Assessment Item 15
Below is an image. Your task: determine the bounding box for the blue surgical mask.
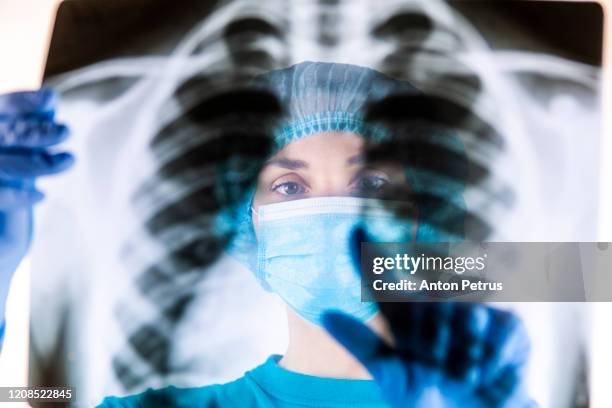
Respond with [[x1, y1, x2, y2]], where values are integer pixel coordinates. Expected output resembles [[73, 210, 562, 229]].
[[255, 196, 414, 326]]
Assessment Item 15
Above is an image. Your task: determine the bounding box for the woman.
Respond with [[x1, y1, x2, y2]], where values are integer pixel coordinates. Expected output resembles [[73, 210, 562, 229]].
[[99, 61, 532, 407]]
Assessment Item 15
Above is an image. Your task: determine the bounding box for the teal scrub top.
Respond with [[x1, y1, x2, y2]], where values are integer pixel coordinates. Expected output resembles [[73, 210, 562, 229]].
[[98, 355, 388, 407]]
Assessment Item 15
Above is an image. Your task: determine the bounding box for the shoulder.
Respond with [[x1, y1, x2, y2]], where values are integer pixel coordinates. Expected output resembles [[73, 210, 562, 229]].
[[96, 358, 275, 408], [96, 373, 264, 408], [96, 385, 222, 408]]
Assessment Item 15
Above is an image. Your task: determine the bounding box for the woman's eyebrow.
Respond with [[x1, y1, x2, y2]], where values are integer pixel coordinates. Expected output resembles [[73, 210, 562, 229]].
[[265, 158, 309, 169]]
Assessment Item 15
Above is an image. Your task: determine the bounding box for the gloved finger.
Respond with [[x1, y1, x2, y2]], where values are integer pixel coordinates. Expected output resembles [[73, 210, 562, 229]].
[[479, 309, 530, 385], [445, 303, 489, 384], [349, 227, 420, 356], [0, 119, 69, 148], [475, 363, 524, 407], [0, 88, 57, 116], [0, 149, 75, 178], [402, 302, 454, 368], [350, 228, 455, 367], [0, 185, 44, 210], [374, 302, 454, 371]]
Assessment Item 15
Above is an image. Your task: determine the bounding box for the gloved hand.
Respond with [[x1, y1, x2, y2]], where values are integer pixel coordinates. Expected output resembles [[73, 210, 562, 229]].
[[0, 88, 74, 319], [323, 231, 533, 408]]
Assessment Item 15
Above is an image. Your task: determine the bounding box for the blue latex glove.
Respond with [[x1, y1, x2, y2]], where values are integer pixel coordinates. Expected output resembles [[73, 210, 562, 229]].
[[322, 230, 534, 408], [0, 88, 74, 322]]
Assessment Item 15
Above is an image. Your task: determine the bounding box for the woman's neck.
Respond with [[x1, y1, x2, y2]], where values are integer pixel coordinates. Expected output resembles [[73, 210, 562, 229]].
[[278, 308, 388, 379]]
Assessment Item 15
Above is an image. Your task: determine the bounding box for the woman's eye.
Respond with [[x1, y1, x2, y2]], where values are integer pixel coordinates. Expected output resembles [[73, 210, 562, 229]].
[[354, 175, 389, 194], [272, 181, 306, 196]]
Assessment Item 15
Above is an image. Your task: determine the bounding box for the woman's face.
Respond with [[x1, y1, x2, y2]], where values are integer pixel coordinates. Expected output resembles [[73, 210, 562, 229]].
[[252, 131, 406, 229]]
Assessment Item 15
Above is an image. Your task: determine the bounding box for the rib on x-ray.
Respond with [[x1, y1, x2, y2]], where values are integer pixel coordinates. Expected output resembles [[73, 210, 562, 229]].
[[32, 0, 600, 406]]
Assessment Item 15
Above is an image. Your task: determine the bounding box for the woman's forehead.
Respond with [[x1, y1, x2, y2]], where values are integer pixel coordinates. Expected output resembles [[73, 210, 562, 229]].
[[272, 131, 365, 160]]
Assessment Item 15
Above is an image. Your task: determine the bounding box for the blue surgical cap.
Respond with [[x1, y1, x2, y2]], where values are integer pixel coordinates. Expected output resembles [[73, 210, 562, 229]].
[[253, 61, 418, 149]]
